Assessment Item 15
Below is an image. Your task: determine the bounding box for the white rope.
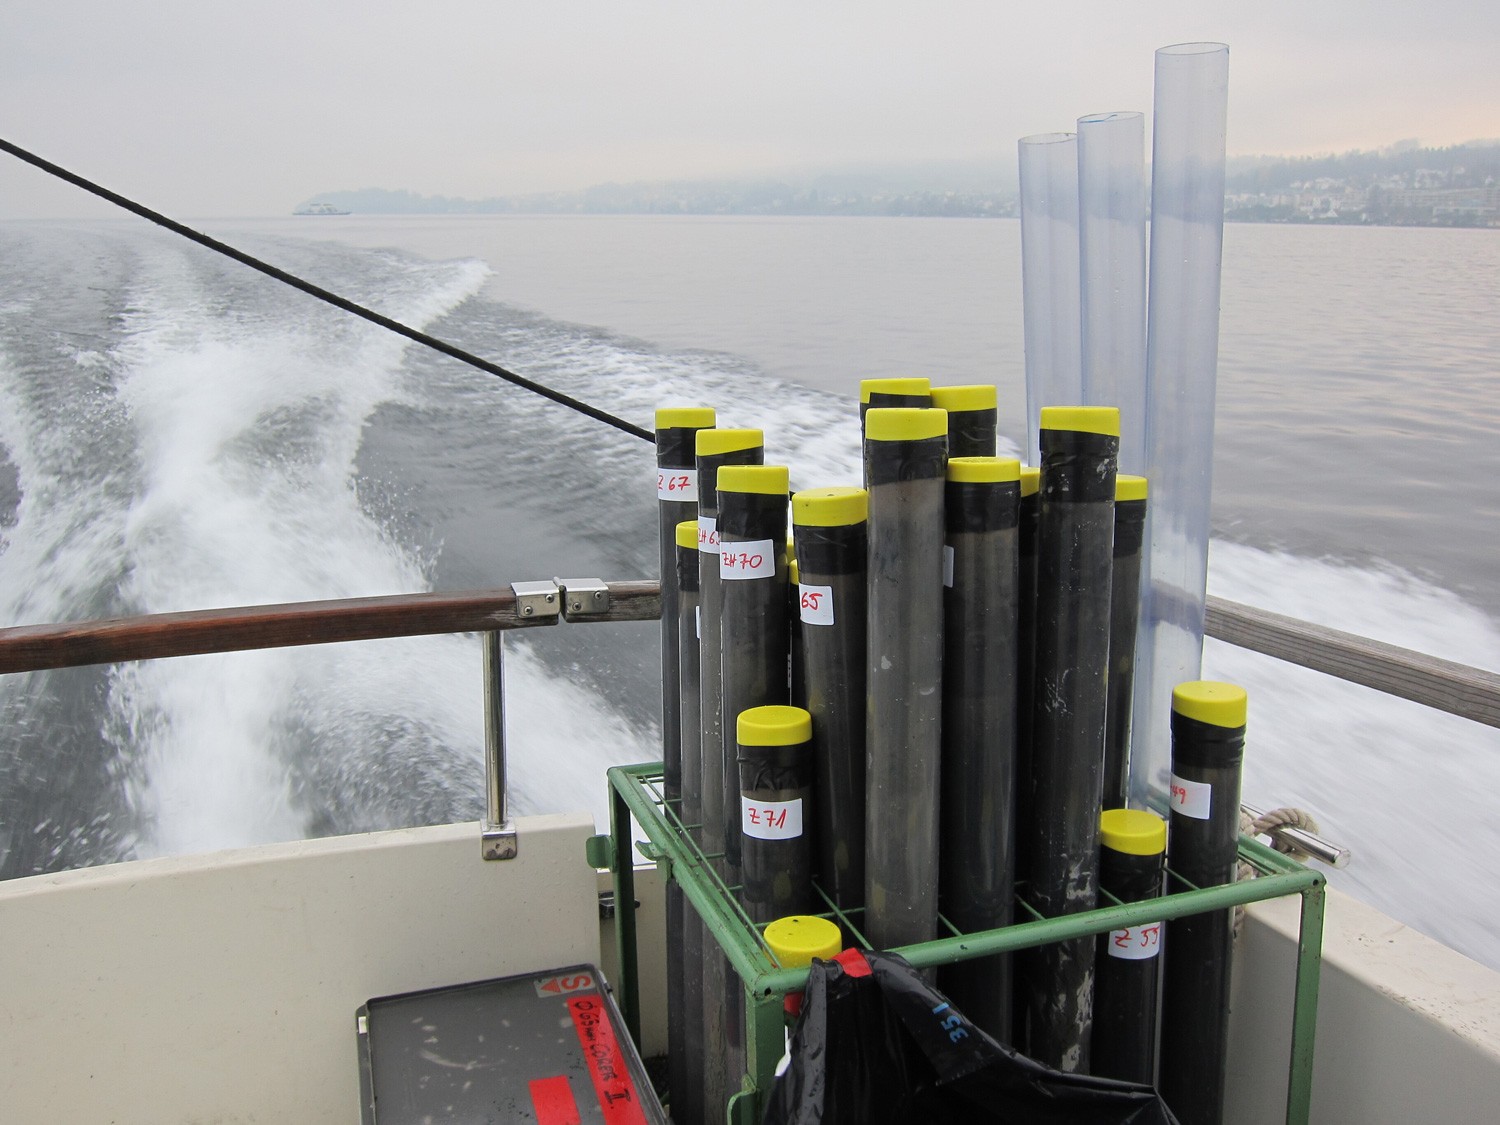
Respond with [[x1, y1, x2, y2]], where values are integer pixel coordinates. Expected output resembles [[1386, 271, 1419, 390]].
[[1234, 806, 1321, 939]]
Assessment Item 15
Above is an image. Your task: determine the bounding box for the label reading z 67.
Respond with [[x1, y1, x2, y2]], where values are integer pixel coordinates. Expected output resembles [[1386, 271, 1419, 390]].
[[655, 467, 699, 501]]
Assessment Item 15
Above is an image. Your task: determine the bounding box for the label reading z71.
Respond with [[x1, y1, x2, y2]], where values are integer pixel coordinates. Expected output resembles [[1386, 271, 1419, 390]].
[[742, 796, 804, 840]]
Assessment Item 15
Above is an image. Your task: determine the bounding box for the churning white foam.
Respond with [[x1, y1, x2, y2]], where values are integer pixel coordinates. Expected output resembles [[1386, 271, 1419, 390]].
[[1206, 541, 1500, 968]]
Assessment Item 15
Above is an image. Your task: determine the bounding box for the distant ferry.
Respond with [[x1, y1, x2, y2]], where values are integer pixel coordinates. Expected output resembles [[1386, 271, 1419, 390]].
[[293, 202, 351, 216]]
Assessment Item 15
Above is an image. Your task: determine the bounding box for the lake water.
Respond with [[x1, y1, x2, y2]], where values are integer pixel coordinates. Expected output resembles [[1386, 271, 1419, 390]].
[[0, 213, 1497, 968]]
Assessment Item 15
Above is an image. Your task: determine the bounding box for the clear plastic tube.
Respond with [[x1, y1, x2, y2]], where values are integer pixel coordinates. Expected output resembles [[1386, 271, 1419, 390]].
[[1128, 43, 1230, 812], [1077, 112, 1148, 475], [1019, 133, 1082, 465]]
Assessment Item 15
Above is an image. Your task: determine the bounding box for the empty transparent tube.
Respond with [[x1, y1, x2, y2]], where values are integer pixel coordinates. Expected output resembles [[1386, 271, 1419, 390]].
[[1129, 42, 1230, 812], [1077, 112, 1147, 475], [1019, 132, 1082, 465]]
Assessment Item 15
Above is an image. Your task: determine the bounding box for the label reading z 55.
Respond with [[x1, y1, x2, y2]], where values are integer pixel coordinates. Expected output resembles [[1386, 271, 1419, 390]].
[[1106, 922, 1163, 960]]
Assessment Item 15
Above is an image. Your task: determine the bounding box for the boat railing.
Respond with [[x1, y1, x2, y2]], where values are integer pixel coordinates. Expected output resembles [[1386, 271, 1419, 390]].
[[0, 581, 1480, 862], [0, 579, 659, 860]]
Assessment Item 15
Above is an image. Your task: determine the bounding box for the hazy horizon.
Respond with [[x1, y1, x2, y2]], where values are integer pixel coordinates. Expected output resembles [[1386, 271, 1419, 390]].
[[4, 1, 1498, 220]]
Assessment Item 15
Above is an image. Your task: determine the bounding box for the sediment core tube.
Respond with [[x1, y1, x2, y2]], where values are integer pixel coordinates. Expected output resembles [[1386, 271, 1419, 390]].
[[791, 486, 869, 912], [655, 408, 712, 1125], [1091, 808, 1166, 1086], [1025, 405, 1118, 1073], [1160, 680, 1246, 1125], [673, 520, 706, 1125], [694, 427, 762, 1121], [930, 384, 999, 459], [864, 406, 947, 952], [860, 378, 932, 485], [1103, 475, 1148, 810], [718, 463, 791, 884], [738, 705, 815, 924], [938, 455, 1021, 1042]]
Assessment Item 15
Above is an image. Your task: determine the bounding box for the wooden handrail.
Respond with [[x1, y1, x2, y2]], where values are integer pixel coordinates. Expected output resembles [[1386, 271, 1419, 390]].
[[0, 583, 1493, 733], [0, 581, 661, 673], [1206, 595, 1500, 730]]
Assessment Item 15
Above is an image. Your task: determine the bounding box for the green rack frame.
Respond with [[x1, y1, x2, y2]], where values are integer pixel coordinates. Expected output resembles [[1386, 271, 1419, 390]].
[[607, 762, 1326, 1125]]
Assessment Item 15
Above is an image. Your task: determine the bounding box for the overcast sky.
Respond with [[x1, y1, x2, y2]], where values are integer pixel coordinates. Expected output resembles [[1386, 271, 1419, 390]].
[[3, 1, 1497, 219]]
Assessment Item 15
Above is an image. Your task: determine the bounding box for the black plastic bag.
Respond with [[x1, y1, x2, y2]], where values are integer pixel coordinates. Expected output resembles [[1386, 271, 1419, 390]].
[[763, 950, 1178, 1125]]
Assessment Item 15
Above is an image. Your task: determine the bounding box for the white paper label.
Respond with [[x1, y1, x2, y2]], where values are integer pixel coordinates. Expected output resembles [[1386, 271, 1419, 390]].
[[1106, 922, 1164, 960], [943, 544, 954, 588], [697, 515, 720, 555], [741, 795, 804, 840], [799, 583, 835, 625], [1169, 773, 1213, 820], [656, 467, 699, 501], [720, 538, 776, 580]]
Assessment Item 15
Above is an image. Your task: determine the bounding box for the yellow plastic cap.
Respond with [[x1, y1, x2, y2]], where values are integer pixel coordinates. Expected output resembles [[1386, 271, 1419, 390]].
[[1039, 406, 1120, 437], [1099, 808, 1167, 856], [866, 407, 948, 443], [696, 428, 763, 457], [793, 486, 868, 527], [717, 464, 789, 496], [789, 558, 800, 584], [947, 456, 1021, 484], [655, 407, 716, 429], [1020, 466, 1040, 497], [675, 520, 699, 549], [1116, 474, 1148, 502], [737, 705, 812, 746], [764, 915, 843, 968], [1172, 681, 1248, 728], [929, 384, 997, 412], [859, 377, 930, 403]]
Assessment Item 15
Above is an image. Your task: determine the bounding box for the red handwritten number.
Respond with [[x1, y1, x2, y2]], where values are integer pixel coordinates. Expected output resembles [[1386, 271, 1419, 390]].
[[1139, 924, 1161, 948], [801, 590, 822, 610], [1113, 930, 1132, 950], [1171, 783, 1187, 806], [724, 552, 764, 572]]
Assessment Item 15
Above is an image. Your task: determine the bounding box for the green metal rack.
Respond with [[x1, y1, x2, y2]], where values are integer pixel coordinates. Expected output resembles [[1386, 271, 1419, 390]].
[[607, 762, 1326, 1125]]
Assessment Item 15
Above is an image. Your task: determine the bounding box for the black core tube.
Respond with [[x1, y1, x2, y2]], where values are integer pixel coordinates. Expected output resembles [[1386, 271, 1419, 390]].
[[860, 378, 932, 486], [938, 456, 1021, 1043], [1091, 808, 1167, 1086], [655, 408, 711, 1125], [1103, 476, 1148, 810], [1012, 464, 1041, 1050], [673, 522, 706, 1125], [864, 407, 948, 952], [1160, 681, 1248, 1125], [930, 384, 999, 458], [1025, 406, 1119, 1073], [693, 428, 762, 1123], [718, 465, 791, 884], [737, 705, 815, 924], [791, 486, 869, 912]]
